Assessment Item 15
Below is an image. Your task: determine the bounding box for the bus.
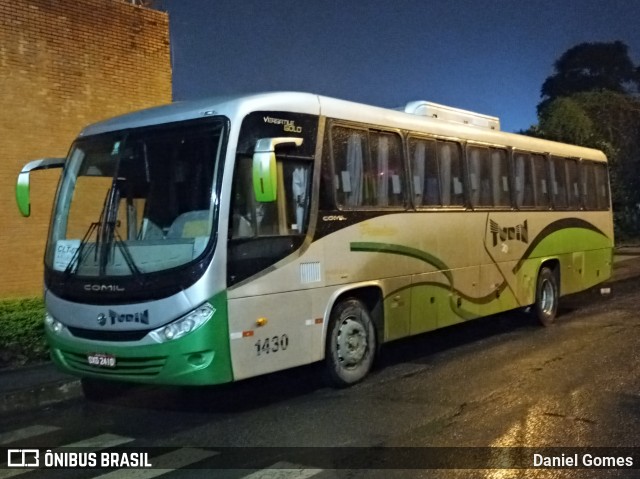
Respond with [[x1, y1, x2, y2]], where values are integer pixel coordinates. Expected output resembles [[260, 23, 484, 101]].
[[16, 92, 613, 396]]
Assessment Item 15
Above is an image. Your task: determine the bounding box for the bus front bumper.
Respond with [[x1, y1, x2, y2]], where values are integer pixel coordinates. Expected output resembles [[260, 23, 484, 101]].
[[46, 314, 234, 387]]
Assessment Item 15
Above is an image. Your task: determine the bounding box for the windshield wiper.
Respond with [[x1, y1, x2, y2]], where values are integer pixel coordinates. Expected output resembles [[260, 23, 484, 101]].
[[63, 183, 143, 280], [97, 181, 120, 276], [63, 221, 98, 277]]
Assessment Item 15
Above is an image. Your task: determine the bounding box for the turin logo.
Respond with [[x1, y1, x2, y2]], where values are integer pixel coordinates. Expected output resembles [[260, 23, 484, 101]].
[[97, 309, 149, 326], [490, 219, 528, 247]]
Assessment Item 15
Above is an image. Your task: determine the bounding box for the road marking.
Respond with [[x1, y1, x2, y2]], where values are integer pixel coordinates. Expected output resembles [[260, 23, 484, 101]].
[[0, 433, 134, 479], [92, 448, 218, 479], [240, 462, 324, 479], [0, 425, 61, 445]]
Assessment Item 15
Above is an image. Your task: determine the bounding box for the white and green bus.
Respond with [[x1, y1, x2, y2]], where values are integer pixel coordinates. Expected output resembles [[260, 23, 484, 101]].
[[16, 92, 613, 394]]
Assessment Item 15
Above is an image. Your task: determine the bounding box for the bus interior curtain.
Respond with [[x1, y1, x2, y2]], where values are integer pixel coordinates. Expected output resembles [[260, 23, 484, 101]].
[[346, 134, 363, 207], [469, 149, 480, 205], [515, 154, 525, 206], [292, 166, 308, 233], [440, 144, 452, 205], [377, 135, 389, 206], [549, 158, 558, 199], [491, 150, 502, 206], [413, 141, 426, 205]]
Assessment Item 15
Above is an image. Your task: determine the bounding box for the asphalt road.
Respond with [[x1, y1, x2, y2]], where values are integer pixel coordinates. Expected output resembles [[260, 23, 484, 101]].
[[1, 264, 639, 479]]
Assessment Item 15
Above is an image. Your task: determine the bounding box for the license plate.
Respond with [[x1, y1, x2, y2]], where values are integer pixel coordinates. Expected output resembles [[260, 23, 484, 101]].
[[87, 353, 116, 368]]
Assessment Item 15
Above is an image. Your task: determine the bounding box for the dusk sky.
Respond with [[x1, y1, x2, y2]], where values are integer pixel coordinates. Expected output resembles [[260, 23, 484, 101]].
[[156, 0, 640, 132]]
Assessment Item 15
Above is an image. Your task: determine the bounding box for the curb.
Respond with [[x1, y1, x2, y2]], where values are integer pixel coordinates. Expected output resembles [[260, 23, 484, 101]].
[[0, 378, 81, 415]]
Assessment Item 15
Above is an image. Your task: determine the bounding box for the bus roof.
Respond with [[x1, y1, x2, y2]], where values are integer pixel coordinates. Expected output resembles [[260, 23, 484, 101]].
[[78, 92, 322, 137], [79, 91, 606, 162]]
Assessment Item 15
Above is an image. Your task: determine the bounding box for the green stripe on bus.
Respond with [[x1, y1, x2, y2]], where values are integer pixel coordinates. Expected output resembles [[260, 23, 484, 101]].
[[350, 242, 453, 285]]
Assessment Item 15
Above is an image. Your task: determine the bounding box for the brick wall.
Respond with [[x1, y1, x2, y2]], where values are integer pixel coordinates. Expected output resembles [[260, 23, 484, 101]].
[[0, 0, 172, 298]]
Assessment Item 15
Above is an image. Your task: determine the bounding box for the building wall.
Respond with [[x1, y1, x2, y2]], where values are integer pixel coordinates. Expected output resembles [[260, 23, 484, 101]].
[[0, 0, 172, 298]]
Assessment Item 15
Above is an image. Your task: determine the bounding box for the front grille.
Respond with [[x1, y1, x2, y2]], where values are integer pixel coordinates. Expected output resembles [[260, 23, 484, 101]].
[[60, 350, 166, 377], [68, 327, 149, 342]]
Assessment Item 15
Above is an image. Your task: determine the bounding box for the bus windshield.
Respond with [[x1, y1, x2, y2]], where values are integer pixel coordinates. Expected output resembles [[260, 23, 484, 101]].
[[45, 118, 226, 277]]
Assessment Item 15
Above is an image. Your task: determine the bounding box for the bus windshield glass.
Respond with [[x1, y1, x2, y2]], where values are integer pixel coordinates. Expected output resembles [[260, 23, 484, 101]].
[[46, 118, 226, 277]]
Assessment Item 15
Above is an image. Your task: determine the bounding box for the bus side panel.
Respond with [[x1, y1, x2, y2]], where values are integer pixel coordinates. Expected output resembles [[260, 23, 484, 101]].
[[485, 211, 613, 305], [409, 271, 445, 335], [511, 228, 613, 302], [479, 262, 521, 315], [381, 276, 412, 340], [582, 247, 613, 290], [228, 290, 322, 381]]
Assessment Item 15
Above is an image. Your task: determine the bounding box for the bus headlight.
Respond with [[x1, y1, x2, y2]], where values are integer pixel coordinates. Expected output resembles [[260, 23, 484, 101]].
[[149, 303, 214, 343], [45, 312, 64, 335]]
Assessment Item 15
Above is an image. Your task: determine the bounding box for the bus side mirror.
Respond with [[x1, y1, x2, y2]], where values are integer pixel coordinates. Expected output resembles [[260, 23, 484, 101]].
[[252, 137, 303, 202], [16, 157, 65, 217]]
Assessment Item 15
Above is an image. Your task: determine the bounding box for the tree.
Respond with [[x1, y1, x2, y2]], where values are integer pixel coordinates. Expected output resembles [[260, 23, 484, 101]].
[[537, 96, 596, 145], [538, 41, 639, 114], [534, 91, 640, 237], [529, 41, 640, 238]]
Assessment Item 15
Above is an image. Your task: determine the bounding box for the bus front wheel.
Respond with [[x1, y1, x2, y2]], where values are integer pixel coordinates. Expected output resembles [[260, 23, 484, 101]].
[[325, 298, 376, 387], [532, 266, 559, 326]]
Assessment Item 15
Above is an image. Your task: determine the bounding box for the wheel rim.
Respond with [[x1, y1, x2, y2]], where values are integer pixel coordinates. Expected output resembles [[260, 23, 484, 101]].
[[540, 279, 556, 316], [336, 317, 367, 368]]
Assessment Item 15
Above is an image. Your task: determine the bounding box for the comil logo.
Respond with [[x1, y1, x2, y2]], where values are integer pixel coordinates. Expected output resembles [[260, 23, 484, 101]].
[[489, 219, 529, 247], [8, 449, 39, 468]]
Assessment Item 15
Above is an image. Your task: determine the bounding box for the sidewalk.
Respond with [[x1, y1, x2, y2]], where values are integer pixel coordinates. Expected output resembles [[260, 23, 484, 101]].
[[2, 250, 640, 415], [0, 362, 81, 415]]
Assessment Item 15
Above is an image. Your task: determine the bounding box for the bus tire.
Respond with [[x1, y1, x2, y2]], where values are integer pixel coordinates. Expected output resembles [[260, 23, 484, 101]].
[[532, 266, 559, 326], [325, 298, 376, 387]]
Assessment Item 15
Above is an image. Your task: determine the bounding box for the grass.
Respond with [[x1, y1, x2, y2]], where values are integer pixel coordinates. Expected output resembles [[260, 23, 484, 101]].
[[0, 297, 49, 368]]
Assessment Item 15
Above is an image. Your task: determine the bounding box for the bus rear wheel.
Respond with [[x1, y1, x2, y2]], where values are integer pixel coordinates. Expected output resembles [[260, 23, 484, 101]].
[[532, 266, 559, 326], [325, 298, 376, 387]]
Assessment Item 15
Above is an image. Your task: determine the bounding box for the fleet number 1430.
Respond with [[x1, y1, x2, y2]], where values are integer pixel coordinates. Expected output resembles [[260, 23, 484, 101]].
[[255, 334, 289, 356]]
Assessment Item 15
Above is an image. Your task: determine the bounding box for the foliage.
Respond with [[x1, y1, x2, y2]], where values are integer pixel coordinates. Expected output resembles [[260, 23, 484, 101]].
[[0, 298, 48, 367], [537, 91, 640, 237], [537, 96, 597, 145], [527, 41, 640, 240], [538, 41, 640, 113]]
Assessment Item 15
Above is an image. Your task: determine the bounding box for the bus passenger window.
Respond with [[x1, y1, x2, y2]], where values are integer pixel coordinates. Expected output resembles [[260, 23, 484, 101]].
[[514, 153, 535, 208], [491, 149, 510, 207], [332, 126, 404, 209], [550, 156, 568, 208], [582, 162, 598, 210], [566, 159, 581, 209], [595, 163, 610, 209], [409, 138, 439, 206], [467, 146, 491, 207], [439, 142, 464, 206], [369, 131, 404, 207], [332, 127, 366, 208], [532, 154, 550, 208]]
